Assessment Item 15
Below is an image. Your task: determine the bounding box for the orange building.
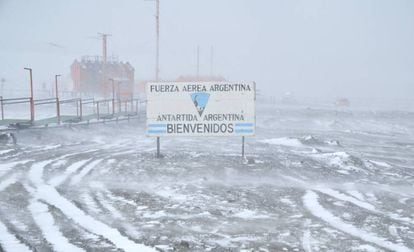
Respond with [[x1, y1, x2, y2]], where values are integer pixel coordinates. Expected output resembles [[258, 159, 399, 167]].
[[71, 56, 135, 98]]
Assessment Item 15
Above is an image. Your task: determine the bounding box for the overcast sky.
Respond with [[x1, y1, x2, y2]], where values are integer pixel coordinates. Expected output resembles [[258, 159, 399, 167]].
[[0, 0, 413, 99]]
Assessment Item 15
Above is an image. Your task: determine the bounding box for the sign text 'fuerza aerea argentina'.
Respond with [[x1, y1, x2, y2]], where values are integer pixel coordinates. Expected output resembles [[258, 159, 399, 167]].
[[146, 82, 256, 136]]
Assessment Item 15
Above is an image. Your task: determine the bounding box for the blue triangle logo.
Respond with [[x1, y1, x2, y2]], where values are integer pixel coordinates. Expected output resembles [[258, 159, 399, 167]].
[[191, 92, 210, 116]]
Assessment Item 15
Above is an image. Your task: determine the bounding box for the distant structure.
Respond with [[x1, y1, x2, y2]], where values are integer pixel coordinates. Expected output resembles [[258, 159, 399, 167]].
[[70, 56, 134, 98], [175, 75, 226, 82], [335, 98, 351, 107]]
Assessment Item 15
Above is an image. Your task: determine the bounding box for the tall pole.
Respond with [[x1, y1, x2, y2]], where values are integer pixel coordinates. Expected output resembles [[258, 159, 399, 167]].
[[196, 45, 200, 79], [242, 136, 245, 160], [109, 78, 115, 114], [24, 68, 34, 123], [210, 46, 214, 76], [0, 78, 5, 95], [146, 0, 161, 157], [55, 74, 61, 124], [155, 0, 160, 82], [155, 0, 161, 158]]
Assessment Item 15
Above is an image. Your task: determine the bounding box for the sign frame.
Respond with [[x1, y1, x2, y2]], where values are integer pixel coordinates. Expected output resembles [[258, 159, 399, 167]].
[[146, 81, 256, 137]]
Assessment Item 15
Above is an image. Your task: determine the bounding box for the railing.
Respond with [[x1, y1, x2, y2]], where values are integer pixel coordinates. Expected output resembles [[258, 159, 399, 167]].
[[0, 95, 141, 128]]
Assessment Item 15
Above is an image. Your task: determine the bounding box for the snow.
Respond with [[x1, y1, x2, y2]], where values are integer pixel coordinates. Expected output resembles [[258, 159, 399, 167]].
[[0, 174, 17, 191], [303, 190, 411, 252], [28, 160, 156, 252], [259, 137, 304, 147], [314, 187, 377, 212], [369, 160, 392, 168], [301, 219, 312, 252], [49, 159, 91, 186], [69, 159, 102, 185], [310, 152, 365, 173], [0, 220, 31, 252], [1, 101, 413, 250], [28, 200, 84, 252], [0, 149, 14, 155], [0, 160, 32, 177], [302, 229, 312, 252], [233, 209, 269, 219]]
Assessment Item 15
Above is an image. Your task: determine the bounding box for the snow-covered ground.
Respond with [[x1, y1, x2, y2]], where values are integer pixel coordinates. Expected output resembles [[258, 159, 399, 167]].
[[0, 100, 413, 251]]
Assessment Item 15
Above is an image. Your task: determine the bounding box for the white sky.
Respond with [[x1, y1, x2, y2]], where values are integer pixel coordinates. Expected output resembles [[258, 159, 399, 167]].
[[0, 0, 413, 99]]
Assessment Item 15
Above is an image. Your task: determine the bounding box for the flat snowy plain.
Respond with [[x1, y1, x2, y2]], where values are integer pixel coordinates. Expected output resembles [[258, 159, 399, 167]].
[[0, 100, 413, 251]]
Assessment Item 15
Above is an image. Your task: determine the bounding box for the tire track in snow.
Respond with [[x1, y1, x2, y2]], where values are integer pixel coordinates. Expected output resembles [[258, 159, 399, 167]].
[[48, 159, 91, 186], [314, 187, 377, 212], [96, 191, 125, 220], [303, 190, 411, 252], [0, 160, 32, 178], [69, 159, 102, 185], [0, 168, 32, 252], [28, 200, 84, 252], [0, 220, 32, 252], [282, 176, 414, 226], [28, 160, 156, 252], [315, 187, 414, 226], [302, 219, 312, 252], [80, 192, 102, 215]]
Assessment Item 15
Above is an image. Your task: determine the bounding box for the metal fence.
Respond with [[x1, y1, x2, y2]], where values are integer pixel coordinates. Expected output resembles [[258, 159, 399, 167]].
[[0, 95, 141, 128]]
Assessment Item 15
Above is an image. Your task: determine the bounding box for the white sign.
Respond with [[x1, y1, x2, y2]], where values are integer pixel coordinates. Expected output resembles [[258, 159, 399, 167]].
[[146, 82, 255, 136]]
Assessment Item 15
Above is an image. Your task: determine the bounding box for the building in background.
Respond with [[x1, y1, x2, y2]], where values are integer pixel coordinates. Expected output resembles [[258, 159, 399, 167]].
[[71, 56, 135, 98]]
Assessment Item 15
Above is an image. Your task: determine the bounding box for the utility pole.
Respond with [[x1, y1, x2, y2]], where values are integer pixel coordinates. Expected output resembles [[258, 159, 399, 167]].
[[156, 0, 161, 158], [24, 68, 34, 123], [0, 78, 5, 95], [155, 0, 160, 82], [196, 45, 200, 79], [0, 78, 4, 120], [55, 74, 61, 124], [147, 0, 161, 157], [146, 0, 160, 80]]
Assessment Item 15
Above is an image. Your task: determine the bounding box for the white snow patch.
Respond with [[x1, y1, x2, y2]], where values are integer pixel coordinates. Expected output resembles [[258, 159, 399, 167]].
[[303, 190, 411, 252], [302, 229, 312, 252], [302, 219, 312, 252], [369, 160, 392, 168], [259, 137, 304, 148], [0, 160, 32, 177], [233, 209, 269, 219], [0, 149, 14, 155], [0, 174, 17, 191], [310, 152, 365, 173], [346, 190, 366, 201]]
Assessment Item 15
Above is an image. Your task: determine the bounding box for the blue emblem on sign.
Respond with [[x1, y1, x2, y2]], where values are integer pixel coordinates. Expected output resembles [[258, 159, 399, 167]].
[[191, 92, 210, 116]]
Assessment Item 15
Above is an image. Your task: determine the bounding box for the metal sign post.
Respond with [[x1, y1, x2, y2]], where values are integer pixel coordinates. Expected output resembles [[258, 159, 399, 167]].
[[55, 74, 61, 124], [242, 136, 245, 160], [156, 137, 160, 158], [24, 68, 34, 124]]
